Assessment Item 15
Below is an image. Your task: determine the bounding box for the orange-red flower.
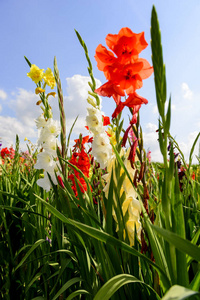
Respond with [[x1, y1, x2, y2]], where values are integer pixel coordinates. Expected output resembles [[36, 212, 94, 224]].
[[69, 149, 90, 178], [94, 27, 153, 127], [1, 147, 15, 159], [95, 44, 117, 71], [105, 28, 148, 63], [112, 92, 147, 124], [123, 92, 148, 106], [102, 115, 110, 126], [73, 135, 90, 151], [68, 143, 92, 197], [95, 81, 125, 105]]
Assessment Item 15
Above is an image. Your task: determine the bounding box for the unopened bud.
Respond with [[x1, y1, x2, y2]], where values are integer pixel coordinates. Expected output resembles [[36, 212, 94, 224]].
[[87, 96, 96, 107]]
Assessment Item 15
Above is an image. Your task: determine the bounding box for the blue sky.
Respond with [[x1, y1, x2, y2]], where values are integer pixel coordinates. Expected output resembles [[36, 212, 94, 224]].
[[0, 0, 200, 162]]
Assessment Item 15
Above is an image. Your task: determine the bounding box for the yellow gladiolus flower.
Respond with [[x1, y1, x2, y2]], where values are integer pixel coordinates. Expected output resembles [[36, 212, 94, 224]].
[[35, 87, 45, 94], [43, 68, 56, 89], [47, 92, 56, 98], [27, 64, 44, 84]]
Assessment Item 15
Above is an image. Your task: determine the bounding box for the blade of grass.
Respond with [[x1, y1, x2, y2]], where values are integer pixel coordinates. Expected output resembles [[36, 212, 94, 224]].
[[52, 277, 82, 300], [161, 284, 199, 300], [34, 193, 171, 289], [152, 225, 200, 262], [93, 274, 160, 300]]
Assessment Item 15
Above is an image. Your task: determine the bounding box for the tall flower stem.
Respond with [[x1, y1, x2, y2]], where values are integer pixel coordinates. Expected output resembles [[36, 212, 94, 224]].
[[151, 5, 189, 287], [75, 30, 101, 108], [54, 57, 66, 176]]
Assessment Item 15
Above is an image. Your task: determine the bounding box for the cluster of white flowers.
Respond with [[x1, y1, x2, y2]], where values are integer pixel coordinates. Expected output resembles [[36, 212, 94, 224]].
[[34, 114, 61, 192], [86, 106, 113, 169]]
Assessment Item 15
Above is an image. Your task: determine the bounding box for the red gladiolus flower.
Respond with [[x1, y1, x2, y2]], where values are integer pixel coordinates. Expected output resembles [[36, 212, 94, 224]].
[[73, 135, 90, 151], [94, 27, 153, 131], [128, 138, 138, 168], [191, 172, 195, 180], [105, 28, 148, 63], [112, 101, 125, 119], [95, 81, 125, 105], [9, 147, 15, 159], [68, 146, 92, 197], [57, 175, 65, 189], [122, 125, 132, 147], [102, 115, 111, 126], [1, 147, 15, 159], [95, 44, 117, 71], [124, 92, 148, 106], [1, 147, 10, 159]]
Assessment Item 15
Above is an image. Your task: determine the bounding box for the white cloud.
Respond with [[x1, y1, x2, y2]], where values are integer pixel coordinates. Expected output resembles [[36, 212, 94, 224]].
[[0, 75, 102, 150], [51, 74, 102, 138], [143, 122, 162, 162], [1, 76, 198, 165], [181, 82, 193, 100], [11, 88, 39, 128], [0, 89, 7, 100], [142, 122, 199, 164], [177, 131, 199, 164], [0, 116, 37, 149], [152, 100, 175, 116]]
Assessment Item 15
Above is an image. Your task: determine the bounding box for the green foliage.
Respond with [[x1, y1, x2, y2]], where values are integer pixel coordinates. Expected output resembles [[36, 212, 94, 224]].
[[0, 4, 199, 300]]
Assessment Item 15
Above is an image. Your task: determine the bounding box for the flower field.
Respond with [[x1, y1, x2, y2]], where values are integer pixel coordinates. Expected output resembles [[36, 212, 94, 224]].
[[0, 6, 200, 300]]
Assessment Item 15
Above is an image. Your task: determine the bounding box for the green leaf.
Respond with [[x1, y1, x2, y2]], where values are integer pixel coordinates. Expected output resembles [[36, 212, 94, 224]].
[[151, 5, 166, 118], [75, 29, 100, 107], [26, 272, 43, 293], [35, 193, 171, 288], [158, 121, 165, 157], [187, 227, 200, 265], [24, 56, 32, 67], [140, 199, 171, 289], [152, 225, 200, 261], [168, 140, 174, 181], [161, 285, 199, 300], [13, 239, 46, 273], [65, 290, 90, 300], [173, 167, 189, 287], [66, 115, 79, 155], [189, 269, 200, 292], [93, 274, 160, 300], [165, 96, 171, 134], [105, 170, 114, 235], [189, 132, 200, 168], [52, 278, 82, 300]]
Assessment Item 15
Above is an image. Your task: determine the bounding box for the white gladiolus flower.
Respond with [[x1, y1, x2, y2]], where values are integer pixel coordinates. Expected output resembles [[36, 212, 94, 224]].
[[86, 107, 103, 135], [37, 173, 52, 192], [35, 114, 46, 129], [36, 170, 58, 192], [92, 131, 111, 148], [34, 151, 55, 171], [37, 119, 60, 147], [92, 132, 113, 168], [93, 149, 111, 169], [44, 118, 61, 136], [34, 113, 61, 192], [42, 138, 57, 156]]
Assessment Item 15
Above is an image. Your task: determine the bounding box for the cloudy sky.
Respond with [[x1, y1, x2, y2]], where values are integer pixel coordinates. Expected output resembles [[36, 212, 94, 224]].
[[0, 0, 200, 163]]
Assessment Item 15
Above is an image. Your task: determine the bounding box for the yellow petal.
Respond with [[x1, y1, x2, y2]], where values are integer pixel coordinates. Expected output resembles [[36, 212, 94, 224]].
[[35, 87, 45, 94], [47, 92, 56, 98]]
